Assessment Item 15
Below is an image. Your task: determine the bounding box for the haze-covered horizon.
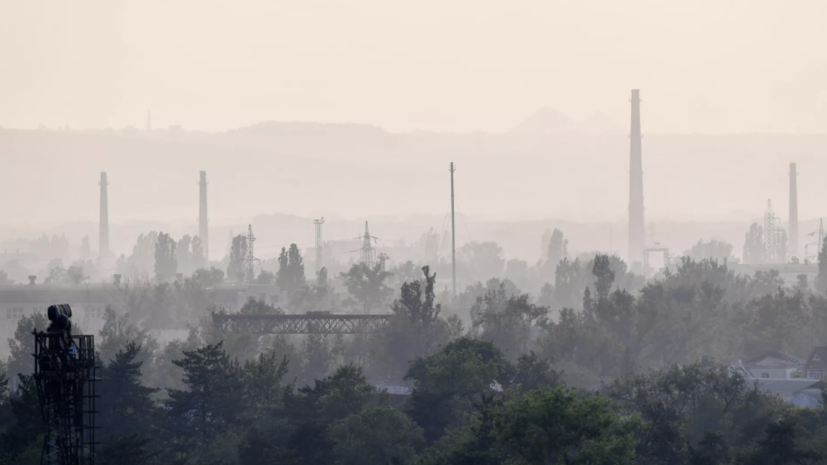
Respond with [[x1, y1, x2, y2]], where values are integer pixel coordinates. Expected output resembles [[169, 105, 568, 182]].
[[2, 0, 827, 134]]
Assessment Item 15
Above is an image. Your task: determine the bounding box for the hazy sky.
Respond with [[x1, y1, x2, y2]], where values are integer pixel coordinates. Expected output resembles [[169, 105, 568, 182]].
[[2, 0, 826, 134]]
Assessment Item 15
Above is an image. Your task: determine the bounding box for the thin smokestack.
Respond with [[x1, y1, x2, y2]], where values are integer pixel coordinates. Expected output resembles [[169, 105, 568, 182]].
[[99, 172, 109, 259], [199, 171, 209, 260], [628, 89, 645, 264], [789, 162, 798, 260]]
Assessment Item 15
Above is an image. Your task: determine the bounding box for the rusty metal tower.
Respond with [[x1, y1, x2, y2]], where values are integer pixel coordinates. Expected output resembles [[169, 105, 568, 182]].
[[628, 89, 645, 265]]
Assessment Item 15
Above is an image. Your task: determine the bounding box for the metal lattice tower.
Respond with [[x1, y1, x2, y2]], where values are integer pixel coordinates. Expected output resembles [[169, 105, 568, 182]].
[[33, 304, 98, 465], [763, 199, 783, 263], [314, 218, 325, 271], [805, 218, 824, 261], [245, 224, 256, 284], [199, 171, 209, 261], [357, 221, 377, 268]]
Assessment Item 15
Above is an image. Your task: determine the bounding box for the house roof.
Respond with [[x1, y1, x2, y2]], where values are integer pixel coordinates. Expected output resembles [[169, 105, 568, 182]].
[[805, 346, 827, 370], [745, 351, 805, 368], [752, 379, 827, 397], [728, 361, 754, 378]]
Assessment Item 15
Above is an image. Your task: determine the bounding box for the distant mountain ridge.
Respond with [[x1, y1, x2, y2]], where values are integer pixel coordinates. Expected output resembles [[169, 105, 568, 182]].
[[507, 107, 624, 137]]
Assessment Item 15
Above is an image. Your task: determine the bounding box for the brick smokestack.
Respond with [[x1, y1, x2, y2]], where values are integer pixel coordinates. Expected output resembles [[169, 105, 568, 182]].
[[199, 171, 209, 260], [99, 172, 109, 260], [789, 162, 798, 260], [628, 89, 645, 264]]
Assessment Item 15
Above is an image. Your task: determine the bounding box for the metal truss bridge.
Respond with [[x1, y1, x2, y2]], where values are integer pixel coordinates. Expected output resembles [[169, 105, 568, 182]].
[[212, 312, 393, 335]]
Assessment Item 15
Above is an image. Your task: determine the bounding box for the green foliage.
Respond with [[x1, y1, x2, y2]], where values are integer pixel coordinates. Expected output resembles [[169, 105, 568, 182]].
[[744, 222, 765, 265], [9, 246, 827, 465], [0, 375, 43, 462], [255, 269, 275, 285], [154, 232, 178, 282], [369, 267, 462, 380], [329, 406, 425, 465], [291, 267, 337, 312], [242, 351, 290, 415], [471, 285, 548, 359], [540, 228, 568, 280], [276, 365, 382, 465], [511, 351, 562, 392], [277, 244, 306, 293], [228, 234, 247, 282], [606, 363, 785, 464], [166, 342, 244, 441], [7, 313, 48, 379], [99, 342, 160, 440], [98, 434, 160, 465], [388, 260, 421, 289], [193, 267, 225, 288], [686, 239, 734, 263], [404, 338, 514, 442], [458, 241, 505, 281], [341, 262, 393, 313], [550, 255, 644, 311], [498, 388, 639, 465], [191, 235, 206, 270], [98, 306, 158, 365]]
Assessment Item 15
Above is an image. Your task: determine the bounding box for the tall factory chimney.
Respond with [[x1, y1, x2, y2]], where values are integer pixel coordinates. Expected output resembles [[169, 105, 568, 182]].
[[199, 171, 209, 260], [789, 162, 799, 260], [628, 89, 645, 265], [99, 172, 109, 260]]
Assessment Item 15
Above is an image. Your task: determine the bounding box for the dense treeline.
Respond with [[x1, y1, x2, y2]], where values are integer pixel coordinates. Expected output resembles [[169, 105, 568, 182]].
[[2, 256, 827, 464]]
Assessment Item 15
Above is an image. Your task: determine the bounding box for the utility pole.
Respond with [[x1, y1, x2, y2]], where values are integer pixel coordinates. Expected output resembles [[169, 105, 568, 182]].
[[450, 162, 456, 295], [314, 217, 325, 271]]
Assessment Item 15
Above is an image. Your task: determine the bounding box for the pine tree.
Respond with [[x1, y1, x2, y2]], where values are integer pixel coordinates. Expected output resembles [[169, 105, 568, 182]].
[[98, 434, 160, 465], [166, 342, 244, 440], [98, 342, 159, 440]]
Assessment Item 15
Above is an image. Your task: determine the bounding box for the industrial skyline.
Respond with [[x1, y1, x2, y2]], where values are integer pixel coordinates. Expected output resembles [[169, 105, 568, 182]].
[[67, 90, 814, 270]]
